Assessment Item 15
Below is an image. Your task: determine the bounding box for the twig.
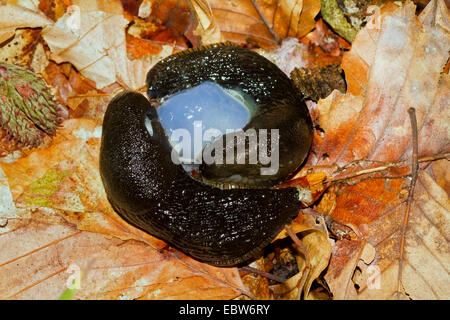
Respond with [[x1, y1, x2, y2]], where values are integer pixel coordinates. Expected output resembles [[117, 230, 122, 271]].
[[326, 152, 448, 184], [333, 174, 411, 186], [67, 93, 114, 99], [334, 158, 390, 174], [285, 225, 311, 300], [397, 108, 420, 299], [239, 265, 285, 283]]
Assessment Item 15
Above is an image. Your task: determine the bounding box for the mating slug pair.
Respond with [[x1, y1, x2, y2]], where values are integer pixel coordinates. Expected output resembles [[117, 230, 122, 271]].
[[99, 43, 313, 266]]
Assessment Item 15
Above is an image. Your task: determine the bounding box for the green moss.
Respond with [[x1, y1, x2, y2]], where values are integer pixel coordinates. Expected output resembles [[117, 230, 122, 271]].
[[321, 0, 357, 42], [23, 167, 70, 207]]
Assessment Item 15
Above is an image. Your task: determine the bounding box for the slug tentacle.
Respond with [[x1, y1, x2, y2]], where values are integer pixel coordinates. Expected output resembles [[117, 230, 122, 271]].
[[100, 91, 302, 266]]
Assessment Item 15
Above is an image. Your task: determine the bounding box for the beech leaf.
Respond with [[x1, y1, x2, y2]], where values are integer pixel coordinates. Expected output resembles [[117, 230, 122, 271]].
[[0, 217, 246, 299], [0, 119, 248, 300], [206, 0, 320, 47], [311, 0, 450, 300]]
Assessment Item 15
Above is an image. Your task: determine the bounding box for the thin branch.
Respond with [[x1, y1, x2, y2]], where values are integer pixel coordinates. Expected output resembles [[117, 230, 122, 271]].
[[326, 152, 448, 184], [67, 93, 114, 99], [332, 174, 411, 186], [334, 158, 390, 174], [397, 108, 420, 299]]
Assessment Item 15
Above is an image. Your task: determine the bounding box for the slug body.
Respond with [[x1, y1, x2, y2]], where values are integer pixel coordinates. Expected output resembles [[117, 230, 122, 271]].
[[146, 44, 313, 187], [100, 92, 302, 266], [100, 44, 314, 266]]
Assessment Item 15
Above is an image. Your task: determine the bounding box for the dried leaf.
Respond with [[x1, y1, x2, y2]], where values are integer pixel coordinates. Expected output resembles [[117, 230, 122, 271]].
[[311, 0, 450, 300], [320, 0, 357, 42], [108, 39, 174, 91], [0, 119, 248, 299], [71, 0, 124, 15], [42, 4, 174, 90], [240, 257, 271, 299], [188, 0, 223, 44], [254, 38, 309, 75], [0, 217, 246, 299], [0, 29, 44, 67], [147, 0, 192, 47], [310, 1, 449, 168], [37, 0, 68, 21], [42, 10, 128, 89], [0, 1, 53, 43], [1, 0, 448, 301], [335, 166, 450, 299], [207, 0, 320, 48], [272, 214, 332, 299], [324, 239, 365, 299], [291, 64, 346, 101]]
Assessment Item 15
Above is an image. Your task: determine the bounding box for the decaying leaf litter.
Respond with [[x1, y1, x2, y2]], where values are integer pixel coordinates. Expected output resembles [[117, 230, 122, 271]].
[[0, 0, 448, 300]]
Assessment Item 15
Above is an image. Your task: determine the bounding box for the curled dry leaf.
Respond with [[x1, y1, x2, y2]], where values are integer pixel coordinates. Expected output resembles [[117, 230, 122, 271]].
[[272, 214, 332, 299], [41, 10, 128, 89], [1, 0, 448, 301], [206, 0, 321, 48], [0, 28, 44, 68], [42, 3, 174, 90], [324, 239, 366, 299], [308, 0, 450, 299], [0, 119, 248, 300], [188, 0, 223, 44], [0, 1, 53, 43]]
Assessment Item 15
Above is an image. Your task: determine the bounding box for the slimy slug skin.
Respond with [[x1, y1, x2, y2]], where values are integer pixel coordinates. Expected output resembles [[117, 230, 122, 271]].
[[100, 44, 313, 266], [100, 91, 301, 266]]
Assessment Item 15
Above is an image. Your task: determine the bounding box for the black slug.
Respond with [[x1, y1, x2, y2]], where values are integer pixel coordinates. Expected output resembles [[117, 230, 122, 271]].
[[100, 91, 302, 266], [146, 43, 313, 188], [100, 44, 313, 266]]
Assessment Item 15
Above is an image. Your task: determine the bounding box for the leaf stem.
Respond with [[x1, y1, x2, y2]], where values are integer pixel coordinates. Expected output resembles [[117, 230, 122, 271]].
[[396, 107, 419, 299]]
